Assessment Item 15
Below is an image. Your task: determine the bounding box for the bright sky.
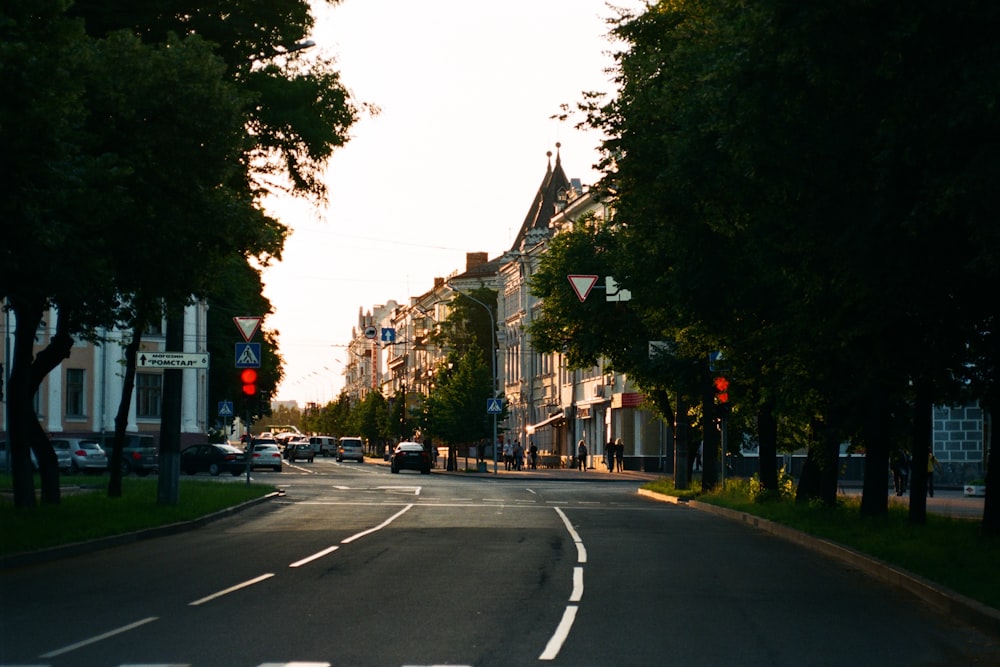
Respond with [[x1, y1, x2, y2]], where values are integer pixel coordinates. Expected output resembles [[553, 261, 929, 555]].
[[264, 0, 644, 404]]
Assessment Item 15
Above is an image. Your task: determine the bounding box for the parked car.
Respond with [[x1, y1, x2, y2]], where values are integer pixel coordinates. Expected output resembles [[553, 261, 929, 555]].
[[0, 441, 39, 471], [337, 437, 365, 463], [181, 444, 246, 476], [246, 440, 283, 472], [63, 438, 109, 473], [311, 436, 337, 457], [96, 434, 159, 477], [48, 439, 76, 473], [390, 441, 431, 474], [286, 440, 315, 463]]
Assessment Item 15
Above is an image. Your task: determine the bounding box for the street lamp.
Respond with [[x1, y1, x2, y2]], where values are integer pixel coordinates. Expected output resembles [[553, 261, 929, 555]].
[[446, 282, 498, 474]]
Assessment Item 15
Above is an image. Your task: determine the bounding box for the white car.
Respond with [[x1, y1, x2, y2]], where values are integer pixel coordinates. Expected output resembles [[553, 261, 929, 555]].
[[246, 441, 283, 472]]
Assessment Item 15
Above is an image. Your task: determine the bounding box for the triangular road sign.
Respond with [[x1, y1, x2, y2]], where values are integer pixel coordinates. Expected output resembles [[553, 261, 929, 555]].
[[567, 274, 599, 302], [233, 316, 262, 342]]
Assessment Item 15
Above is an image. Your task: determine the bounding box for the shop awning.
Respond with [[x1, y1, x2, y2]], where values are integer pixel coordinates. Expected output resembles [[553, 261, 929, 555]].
[[527, 413, 565, 431]]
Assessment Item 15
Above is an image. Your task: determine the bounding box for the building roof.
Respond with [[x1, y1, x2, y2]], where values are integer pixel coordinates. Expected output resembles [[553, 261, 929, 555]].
[[510, 144, 574, 252]]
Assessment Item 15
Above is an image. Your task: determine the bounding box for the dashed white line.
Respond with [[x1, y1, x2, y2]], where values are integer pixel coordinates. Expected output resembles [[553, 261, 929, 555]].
[[188, 573, 275, 606], [40, 616, 159, 658], [539, 605, 578, 661], [290, 545, 340, 568], [341, 504, 413, 544]]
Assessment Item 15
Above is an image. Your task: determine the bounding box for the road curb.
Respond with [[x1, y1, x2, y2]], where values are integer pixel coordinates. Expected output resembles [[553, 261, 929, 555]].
[[639, 488, 1000, 639], [0, 491, 281, 571]]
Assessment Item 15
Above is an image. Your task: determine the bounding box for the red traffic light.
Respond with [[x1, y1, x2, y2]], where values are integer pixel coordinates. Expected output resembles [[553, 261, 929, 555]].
[[240, 368, 258, 396], [713, 376, 729, 404]]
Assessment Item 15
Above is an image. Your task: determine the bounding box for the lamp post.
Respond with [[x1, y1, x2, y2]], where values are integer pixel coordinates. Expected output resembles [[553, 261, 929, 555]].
[[446, 282, 498, 474]]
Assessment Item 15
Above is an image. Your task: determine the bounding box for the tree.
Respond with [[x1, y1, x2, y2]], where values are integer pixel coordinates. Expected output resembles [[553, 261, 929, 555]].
[[422, 349, 492, 453], [1, 0, 358, 506]]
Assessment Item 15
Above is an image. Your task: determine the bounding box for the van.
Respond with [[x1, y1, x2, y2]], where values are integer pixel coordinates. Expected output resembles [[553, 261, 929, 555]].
[[310, 436, 337, 457], [337, 437, 365, 463]]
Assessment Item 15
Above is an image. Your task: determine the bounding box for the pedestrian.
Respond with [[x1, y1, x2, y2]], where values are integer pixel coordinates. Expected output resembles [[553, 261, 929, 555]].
[[577, 439, 588, 470], [927, 449, 940, 498], [503, 440, 513, 470], [514, 441, 524, 471], [529, 440, 538, 470], [890, 448, 909, 496], [605, 438, 615, 472], [615, 437, 625, 472]]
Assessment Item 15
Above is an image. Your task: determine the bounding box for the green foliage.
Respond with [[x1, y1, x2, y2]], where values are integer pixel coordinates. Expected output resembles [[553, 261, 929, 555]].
[[747, 468, 796, 503], [421, 349, 493, 446]]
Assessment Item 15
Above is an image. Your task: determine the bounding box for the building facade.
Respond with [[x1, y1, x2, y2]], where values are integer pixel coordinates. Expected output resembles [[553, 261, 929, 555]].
[[1, 302, 209, 449]]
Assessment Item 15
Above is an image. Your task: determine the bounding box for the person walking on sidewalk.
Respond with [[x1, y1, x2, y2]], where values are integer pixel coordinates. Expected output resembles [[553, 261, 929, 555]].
[[528, 440, 538, 470], [577, 439, 588, 470], [503, 440, 513, 470], [927, 449, 940, 498], [605, 438, 615, 472], [514, 440, 524, 471], [615, 437, 625, 472]]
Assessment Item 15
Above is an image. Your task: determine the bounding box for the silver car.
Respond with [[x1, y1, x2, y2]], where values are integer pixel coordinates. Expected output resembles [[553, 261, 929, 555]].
[[337, 437, 364, 463], [62, 438, 109, 473], [48, 439, 75, 473]]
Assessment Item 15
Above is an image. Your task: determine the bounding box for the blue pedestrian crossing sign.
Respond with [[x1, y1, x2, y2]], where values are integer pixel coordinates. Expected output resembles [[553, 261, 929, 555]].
[[218, 401, 234, 417], [486, 398, 503, 414], [235, 342, 261, 368]]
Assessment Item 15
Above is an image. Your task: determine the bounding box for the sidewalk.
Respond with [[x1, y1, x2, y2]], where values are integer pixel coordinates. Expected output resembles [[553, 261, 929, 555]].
[[373, 455, 662, 483]]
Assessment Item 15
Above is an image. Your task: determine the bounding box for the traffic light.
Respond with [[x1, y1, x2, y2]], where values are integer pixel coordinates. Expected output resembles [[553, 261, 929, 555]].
[[713, 376, 729, 405], [240, 368, 258, 397]]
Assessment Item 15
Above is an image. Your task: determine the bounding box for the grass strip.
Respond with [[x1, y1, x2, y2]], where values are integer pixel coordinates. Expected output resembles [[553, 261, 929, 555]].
[[0, 475, 274, 557]]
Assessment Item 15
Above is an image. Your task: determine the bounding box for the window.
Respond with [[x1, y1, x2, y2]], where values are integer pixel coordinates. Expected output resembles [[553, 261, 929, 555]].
[[136, 372, 162, 418], [66, 368, 85, 417]]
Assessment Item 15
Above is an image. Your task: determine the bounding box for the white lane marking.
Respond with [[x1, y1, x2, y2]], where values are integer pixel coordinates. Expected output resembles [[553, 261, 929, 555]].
[[570, 566, 584, 602], [40, 616, 158, 658], [554, 507, 585, 561], [539, 605, 578, 661], [378, 486, 422, 495], [290, 545, 340, 568], [188, 573, 275, 606], [341, 504, 413, 544]]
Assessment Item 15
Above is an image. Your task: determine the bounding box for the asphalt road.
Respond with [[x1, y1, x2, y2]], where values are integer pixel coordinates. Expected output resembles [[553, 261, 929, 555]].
[[1, 458, 997, 666]]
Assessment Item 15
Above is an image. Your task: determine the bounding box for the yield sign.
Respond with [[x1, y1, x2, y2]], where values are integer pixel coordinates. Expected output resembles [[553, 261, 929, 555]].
[[567, 274, 599, 302], [233, 316, 262, 342]]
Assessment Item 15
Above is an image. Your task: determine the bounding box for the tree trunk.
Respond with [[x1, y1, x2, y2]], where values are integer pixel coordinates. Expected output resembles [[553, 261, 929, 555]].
[[860, 394, 890, 517], [7, 299, 75, 506], [907, 381, 932, 526], [757, 400, 779, 491], [108, 321, 143, 498], [982, 403, 998, 535], [157, 305, 183, 506], [701, 380, 719, 491]]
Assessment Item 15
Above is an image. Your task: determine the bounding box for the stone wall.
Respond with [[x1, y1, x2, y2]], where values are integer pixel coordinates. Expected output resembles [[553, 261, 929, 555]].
[[933, 404, 986, 485]]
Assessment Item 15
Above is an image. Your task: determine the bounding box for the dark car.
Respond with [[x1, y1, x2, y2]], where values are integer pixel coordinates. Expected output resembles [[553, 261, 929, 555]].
[[181, 444, 246, 476], [286, 440, 314, 463], [390, 441, 431, 474], [97, 434, 159, 476]]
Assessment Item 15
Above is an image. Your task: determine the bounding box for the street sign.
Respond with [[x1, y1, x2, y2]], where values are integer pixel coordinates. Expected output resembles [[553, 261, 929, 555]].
[[136, 351, 209, 369], [218, 400, 234, 417], [381, 327, 396, 343], [233, 316, 262, 342], [606, 276, 632, 302], [567, 274, 599, 302], [234, 342, 262, 368], [486, 398, 503, 414], [364, 325, 378, 339]]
